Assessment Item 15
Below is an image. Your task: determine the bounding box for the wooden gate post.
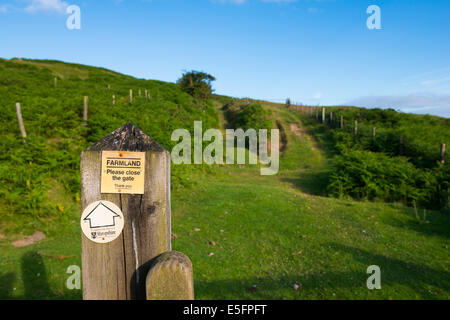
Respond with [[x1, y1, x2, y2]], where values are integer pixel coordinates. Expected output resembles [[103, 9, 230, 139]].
[[146, 251, 194, 300], [80, 122, 193, 300]]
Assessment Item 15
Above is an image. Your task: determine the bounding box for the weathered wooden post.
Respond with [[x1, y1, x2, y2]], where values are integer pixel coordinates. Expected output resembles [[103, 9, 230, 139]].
[[15, 103, 27, 143], [372, 127, 376, 139], [146, 251, 194, 300], [83, 96, 88, 127], [129, 89, 133, 104], [112, 94, 116, 106], [80, 122, 193, 300], [441, 144, 446, 164], [322, 108, 325, 123], [354, 120, 358, 137]]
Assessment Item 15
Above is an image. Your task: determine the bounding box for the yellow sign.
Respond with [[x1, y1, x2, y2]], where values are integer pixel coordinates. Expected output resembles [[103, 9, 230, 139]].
[[101, 151, 146, 194]]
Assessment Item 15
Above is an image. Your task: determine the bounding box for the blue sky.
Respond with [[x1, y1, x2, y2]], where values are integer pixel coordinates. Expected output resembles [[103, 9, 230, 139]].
[[1, 0, 449, 117]]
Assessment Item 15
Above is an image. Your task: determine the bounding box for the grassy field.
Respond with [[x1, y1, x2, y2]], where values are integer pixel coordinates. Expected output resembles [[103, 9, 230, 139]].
[[0, 59, 449, 300]]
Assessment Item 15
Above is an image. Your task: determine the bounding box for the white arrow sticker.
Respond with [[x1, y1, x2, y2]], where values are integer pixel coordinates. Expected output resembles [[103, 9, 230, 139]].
[[81, 200, 124, 244]]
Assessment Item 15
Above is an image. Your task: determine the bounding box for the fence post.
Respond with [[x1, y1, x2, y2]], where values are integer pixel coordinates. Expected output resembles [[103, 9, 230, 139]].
[[80, 122, 193, 300], [441, 143, 446, 164], [83, 96, 88, 127], [330, 111, 333, 126], [354, 120, 358, 137], [130, 89, 133, 104], [322, 108, 325, 123], [372, 127, 376, 139], [15, 103, 27, 143], [340, 115, 344, 129], [146, 251, 194, 300], [112, 95, 116, 106]]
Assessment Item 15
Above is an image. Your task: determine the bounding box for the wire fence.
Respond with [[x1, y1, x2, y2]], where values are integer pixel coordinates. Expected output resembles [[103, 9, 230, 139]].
[[291, 105, 448, 167]]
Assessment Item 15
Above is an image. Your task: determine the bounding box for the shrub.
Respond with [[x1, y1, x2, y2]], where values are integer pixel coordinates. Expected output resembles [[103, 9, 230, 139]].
[[327, 150, 439, 208], [177, 70, 215, 100], [223, 102, 272, 132]]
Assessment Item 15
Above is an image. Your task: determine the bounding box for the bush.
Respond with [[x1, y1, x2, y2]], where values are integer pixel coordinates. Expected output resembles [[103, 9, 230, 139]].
[[327, 150, 440, 208], [223, 102, 272, 132], [177, 70, 215, 100]]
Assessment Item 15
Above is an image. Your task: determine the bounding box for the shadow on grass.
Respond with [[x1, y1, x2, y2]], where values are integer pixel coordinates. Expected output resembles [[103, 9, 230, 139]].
[[380, 207, 450, 239], [327, 243, 450, 296], [0, 273, 16, 298], [195, 244, 449, 300], [281, 170, 330, 197], [0, 251, 82, 300], [298, 116, 340, 160]]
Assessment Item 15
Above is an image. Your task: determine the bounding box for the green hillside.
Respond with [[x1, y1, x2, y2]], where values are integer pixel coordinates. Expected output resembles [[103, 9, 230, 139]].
[[296, 106, 449, 210], [0, 58, 218, 234], [0, 59, 448, 300]]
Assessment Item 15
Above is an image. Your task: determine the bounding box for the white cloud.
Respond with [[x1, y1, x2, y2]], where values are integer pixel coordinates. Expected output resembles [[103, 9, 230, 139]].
[[402, 67, 450, 91], [346, 93, 450, 118], [0, 0, 70, 14], [420, 77, 450, 87], [0, 3, 15, 13], [24, 0, 69, 13]]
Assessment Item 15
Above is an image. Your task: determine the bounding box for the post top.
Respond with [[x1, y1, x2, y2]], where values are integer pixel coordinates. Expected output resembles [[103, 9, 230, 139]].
[[85, 122, 166, 152]]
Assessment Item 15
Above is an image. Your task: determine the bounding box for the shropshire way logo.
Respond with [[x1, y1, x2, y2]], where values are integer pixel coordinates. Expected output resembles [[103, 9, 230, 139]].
[[80, 200, 124, 244]]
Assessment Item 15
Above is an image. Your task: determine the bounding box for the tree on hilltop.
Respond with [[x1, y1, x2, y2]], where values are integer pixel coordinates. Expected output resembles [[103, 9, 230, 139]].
[[177, 70, 216, 100]]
